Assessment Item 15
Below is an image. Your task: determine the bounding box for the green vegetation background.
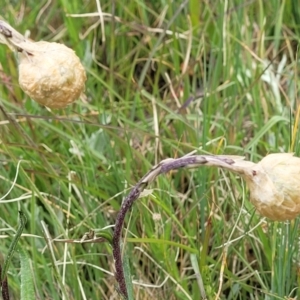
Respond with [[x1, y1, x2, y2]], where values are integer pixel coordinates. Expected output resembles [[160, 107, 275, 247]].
[[0, 0, 300, 299]]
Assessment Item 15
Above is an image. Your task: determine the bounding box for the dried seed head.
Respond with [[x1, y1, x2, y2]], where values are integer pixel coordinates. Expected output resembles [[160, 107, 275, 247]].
[[0, 21, 86, 108], [231, 153, 300, 221], [18, 41, 86, 108]]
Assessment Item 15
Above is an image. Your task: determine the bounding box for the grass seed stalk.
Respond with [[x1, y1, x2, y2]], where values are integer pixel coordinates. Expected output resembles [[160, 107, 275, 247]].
[[113, 153, 300, 298]]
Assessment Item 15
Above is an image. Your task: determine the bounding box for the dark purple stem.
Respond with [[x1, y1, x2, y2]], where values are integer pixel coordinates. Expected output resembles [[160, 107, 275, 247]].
[[112, 155, 235, 298], [0, 265, 10, 300], [112, 156, 199, 298]]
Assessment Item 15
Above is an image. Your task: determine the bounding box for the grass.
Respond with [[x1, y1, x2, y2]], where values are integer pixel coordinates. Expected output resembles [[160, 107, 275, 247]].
[[0, 0, 300, 299]]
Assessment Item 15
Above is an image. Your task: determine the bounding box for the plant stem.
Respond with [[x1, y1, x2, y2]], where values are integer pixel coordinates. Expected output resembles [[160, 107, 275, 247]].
[[112, 154, 236, 298]]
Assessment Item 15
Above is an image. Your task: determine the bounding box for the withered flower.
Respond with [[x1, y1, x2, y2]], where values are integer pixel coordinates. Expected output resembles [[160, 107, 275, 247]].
[[225, 153, 300, 221], [0, 20, 86, 109]]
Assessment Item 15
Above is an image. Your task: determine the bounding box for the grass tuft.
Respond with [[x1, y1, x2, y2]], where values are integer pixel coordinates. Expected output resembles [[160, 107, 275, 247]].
[[1, 0, 300, 299]]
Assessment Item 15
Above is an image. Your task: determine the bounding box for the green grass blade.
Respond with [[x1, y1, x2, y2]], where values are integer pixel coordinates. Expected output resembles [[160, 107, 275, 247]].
[[19, 247, 35, 300], [1, 211, 27, 282]]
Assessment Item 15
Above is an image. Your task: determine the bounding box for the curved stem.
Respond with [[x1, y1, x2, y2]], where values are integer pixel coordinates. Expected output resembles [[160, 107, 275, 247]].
[[112, 155, 236, 298]]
